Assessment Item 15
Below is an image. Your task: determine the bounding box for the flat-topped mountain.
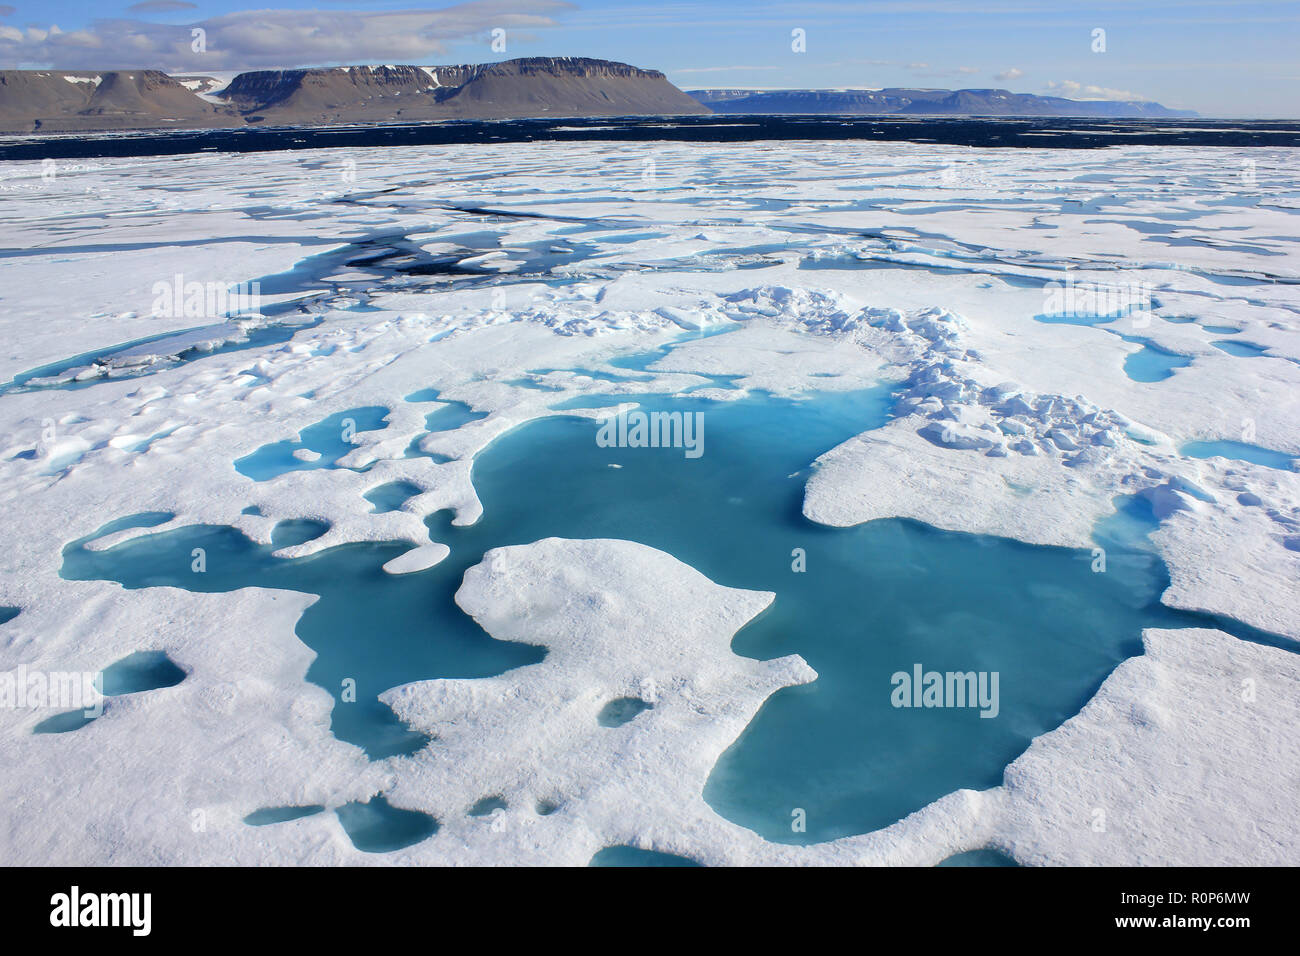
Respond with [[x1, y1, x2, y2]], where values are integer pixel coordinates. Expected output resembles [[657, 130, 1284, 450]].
[[221, 58, 707, 124], [0, 58, 708, 134], [688, 87, 1197, 118]]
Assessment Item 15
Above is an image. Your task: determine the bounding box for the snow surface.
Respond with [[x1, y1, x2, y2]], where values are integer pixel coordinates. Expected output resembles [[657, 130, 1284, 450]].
[[0, 141, 1296, 864]]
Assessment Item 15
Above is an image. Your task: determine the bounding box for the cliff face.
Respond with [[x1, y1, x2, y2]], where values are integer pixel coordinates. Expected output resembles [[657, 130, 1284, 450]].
[[433, 57, 709, 119], [221, 58, 709, 124], [219, 65, 480, 115], [0, 70, 241, 132], [0, 58, 708, 134], [687, 87, 1197, 118]]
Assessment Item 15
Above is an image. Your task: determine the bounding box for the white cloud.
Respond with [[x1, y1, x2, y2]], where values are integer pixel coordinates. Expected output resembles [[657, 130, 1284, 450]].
[[0, 1, 575, 71], [993, 67, 1022, 82], [1045, 80, 1148, 102]]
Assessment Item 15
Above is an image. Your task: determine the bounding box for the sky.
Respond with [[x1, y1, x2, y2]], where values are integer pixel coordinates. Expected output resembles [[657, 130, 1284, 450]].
[[0, 0, 1297, 117]]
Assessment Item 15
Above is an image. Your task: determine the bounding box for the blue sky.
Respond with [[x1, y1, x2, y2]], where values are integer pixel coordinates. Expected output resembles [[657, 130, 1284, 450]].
[[1, 0, 1297, 116]]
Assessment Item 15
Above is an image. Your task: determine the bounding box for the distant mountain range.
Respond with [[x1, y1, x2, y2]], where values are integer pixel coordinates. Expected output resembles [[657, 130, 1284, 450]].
[[0, 58, 707, 133], [0, 63, 1198, 134], [687, 87, 1197, 118]]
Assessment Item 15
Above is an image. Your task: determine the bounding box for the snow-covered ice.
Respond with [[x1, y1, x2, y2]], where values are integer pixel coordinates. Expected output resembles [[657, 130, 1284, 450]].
[[0, 141, 1296, 865]]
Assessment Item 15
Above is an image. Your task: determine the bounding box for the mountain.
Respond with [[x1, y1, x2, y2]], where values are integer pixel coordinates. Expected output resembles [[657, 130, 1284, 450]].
[[0, 70, 241, 132], [1, 68, 1195, 133], [0, 58, 708, 133], [687, 87, 1197, 118], [220, 58, 708, 124]]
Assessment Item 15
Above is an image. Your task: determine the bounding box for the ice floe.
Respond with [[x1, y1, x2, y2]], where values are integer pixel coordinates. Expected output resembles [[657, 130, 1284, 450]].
[[0, 140, 1296, 864]]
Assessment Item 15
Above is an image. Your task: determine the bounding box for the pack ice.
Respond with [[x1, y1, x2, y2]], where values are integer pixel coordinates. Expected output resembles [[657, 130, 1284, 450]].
[[0, 141, 1296, 866]]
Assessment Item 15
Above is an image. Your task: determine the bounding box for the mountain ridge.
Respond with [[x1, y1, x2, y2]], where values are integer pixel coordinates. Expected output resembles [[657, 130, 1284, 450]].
[[0, 69, 242, 132], [0, 58, 708, 133], [687, 87, 1197, 117], [0, 67, 1200, 134]]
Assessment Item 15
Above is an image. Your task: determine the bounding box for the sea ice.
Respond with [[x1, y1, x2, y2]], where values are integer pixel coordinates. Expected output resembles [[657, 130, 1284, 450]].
[[0, 139, 1296, 865]]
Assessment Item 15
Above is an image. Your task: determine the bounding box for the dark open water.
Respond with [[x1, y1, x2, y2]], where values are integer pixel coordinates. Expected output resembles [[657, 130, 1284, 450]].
[[3, 115, 1298, 161]]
